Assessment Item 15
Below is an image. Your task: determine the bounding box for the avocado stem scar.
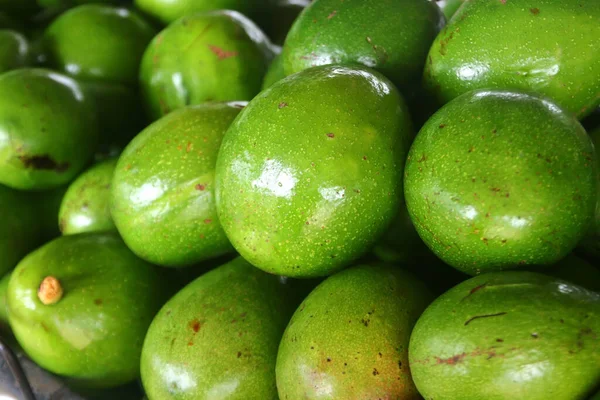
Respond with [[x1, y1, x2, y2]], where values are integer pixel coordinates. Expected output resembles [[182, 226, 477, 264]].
[[38, 276, 64, 305]]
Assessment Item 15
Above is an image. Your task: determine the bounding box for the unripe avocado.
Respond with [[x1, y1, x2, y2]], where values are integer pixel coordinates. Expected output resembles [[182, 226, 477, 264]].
[[409, 271, 600, 400], [424, 0, 600, 119], [276, 263, 433, 399], [404, 90, 597, 275], [0, 30, 29, 73], [215, 65, 413, 278]]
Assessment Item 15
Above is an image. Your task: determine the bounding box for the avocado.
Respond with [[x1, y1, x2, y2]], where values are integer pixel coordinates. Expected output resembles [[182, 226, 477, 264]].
[[0, 68, 98, 190], [577, 126, 600, 260], [435, 0, 465, 20], [424, 0, 600, 119], [111, 103, 241, 267], [140, 257, 297, 399], [59, 158, 117, 235], [215, 65, 413, 278], [276, 263, 433, 399], [404, 90, 597, 275], [7, 232, 172, 388], [140, 10, 273, 120], [42, 4, 155, 85], [0, 30, 29, 73], [0, 270, 10, 328], [409, 271, 600, 400], [262, 53, 285, 90]]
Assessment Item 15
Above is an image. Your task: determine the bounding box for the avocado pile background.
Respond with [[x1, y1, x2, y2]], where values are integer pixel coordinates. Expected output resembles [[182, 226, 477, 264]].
[[0, 0, 599, 399]]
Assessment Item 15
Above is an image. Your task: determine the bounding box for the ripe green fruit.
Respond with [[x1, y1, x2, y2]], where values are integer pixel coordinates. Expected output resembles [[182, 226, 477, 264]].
[[0, 68, 98, 190], [0, 30, 29, 73], [409, 271, 600, 400], [424, 0, 600, 119], [139, 10, 273, 120], [276, 263, 433, 399], [7, 233, 171, 388], [111, 103, 241, 267], [404, 90, 597, 275], [216, 65, 412, 278]]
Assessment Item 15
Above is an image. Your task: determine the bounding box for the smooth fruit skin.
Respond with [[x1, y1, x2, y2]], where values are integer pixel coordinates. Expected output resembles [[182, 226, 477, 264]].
[[139, 10, 273, 121], [404, 90, 597, 275], [0, 68, 98, 190], [0, 270, 11, 327], [424, 0, 600, 119], [141, 257, 296, 400], [276, 264, 433, 400], [7, 233, 171, 389], [0, 30, 29, 73], [43, 5, 155, 85], [59, 158, 117, 235], [408, 271, 600, 400], [262, 53, 285, 91], [435, 0, 466, 20], [216, 65, 412, 278], [111, 103, 241, 267], [282, 0, 444, 92]]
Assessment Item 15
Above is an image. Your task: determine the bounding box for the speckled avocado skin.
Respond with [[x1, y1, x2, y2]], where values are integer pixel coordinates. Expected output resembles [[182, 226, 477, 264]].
[[139, 10, 272, 120], [140, 257, 296, 400], [276, 263, 433, 400], [404, 90, 597, 275], [7, 233, 171, 388], [0, 68, 98, 190], [424, 0, 600, 119], [0, 30, 29, 73], [409, 271, 600, 400], [215, 65, 413, 278], [59, 158, 117, 235], [111, 103, 241, 267]]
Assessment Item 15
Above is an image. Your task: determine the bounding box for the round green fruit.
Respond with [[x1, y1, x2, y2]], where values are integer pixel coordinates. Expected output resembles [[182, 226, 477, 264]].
[[435, 0, 466, 20], [111, 103, 241, 267], [424, 0, 600, 119], [0, 68, 98, 190], [262, 53, 285, 90], [140, 10, 273, 120], [404, 90, 597, 275], [409, 271, 600, 400], [0, 30, 29, 73], [215, 65, 413, 278], [7, 232, 171, 388], [276, 263, 433, 399]]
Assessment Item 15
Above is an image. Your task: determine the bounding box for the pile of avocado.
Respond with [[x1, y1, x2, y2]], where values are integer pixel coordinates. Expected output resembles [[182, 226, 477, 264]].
[[0, 0, 599, 399]]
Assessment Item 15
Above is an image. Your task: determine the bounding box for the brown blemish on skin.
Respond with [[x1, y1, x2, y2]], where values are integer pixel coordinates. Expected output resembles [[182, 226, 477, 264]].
[[94, 299, 103, 305], [327, 10, 337, 19], [207, 45, 239, 60], [439, 30, 456, 56], [189, 319, 202, 333], [41, 322, 50, 332], [19, 155, 69, 172], [59, 218, 66, 232], [195, 184, 205, 191], [461, 283, 487, 301], [326, 133, 335, 138], [464, 312, 508, 326], [372, 368, 379, 376], [439, 124, 446, 128], [186, 142, 192, 152], [496, 338, 504, 342], [531, 333, 539, 338], [204, 219, 212, 224], [38, 276, 64, 305], [278, 102, 288, 109], [530, 7, 539, 14], [237, 351, 242, 358], [436, 353, 467, 365]]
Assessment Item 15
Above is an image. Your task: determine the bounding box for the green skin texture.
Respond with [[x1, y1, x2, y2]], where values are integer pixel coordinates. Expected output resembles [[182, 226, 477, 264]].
[[59, 158, 117, 235], [43, 4, 156, 85], [134, 0, 271, 24], [262, 53, 285, 91], [111, 103, 241, 267], [409, 271, 600, 400], [0, 30, 29, 73], [0, 68, 98, 190], [140, 10, 272, 121], [404, 90, 597, 275], [7, 233, 171, 389], [282, 0, 444, 92], [276, 264, 433, 400], [141, 257, 296, 400], [0, 270, 10, 327], [215, 65, 413, 278], [424, 0, 600, 120]]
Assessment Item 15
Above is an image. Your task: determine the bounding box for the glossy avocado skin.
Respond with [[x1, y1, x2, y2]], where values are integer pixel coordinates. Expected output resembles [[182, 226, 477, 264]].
[[215, 65, 413, 278], [141, 257, 295, 399], [436, 0, 466, 20], [282, 0, 444, 91], [139, 11, 272, 120], [276, 264, 433, 399], [409, 271, 600, 400], [404, 90, 597, 275], [7, 232, 171, 389], [111, 103, 241, 267], [261, 53, 285, 90], [59, 158, 117, 235], [424, 0, 600, 119], [0, 30, 29, 73], [43, 4, 155, 85], [0, 68, 98, 190]]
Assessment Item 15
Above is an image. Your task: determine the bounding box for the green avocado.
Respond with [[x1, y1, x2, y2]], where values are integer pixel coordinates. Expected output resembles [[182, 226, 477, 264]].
[[140, 257, 297, 399], [140, 10, 273, 120], [0, 270, 11, 328], [262, 53, 285, 90], [424, 0, 600, 119], [43, 4, 155, 85], [0, 30, 29, 73], [7, 232, 171, 388], [282, 0, 444, 93], [59, 158, 117, 235], [404, 90, 597, 275], [409, 271, 600, 400], [111, 103, 241, 267], [216, 65, 412, 278], [435, 0, 466, 20], [0, 68, 98, 190], [276, 263, 433, 399]]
